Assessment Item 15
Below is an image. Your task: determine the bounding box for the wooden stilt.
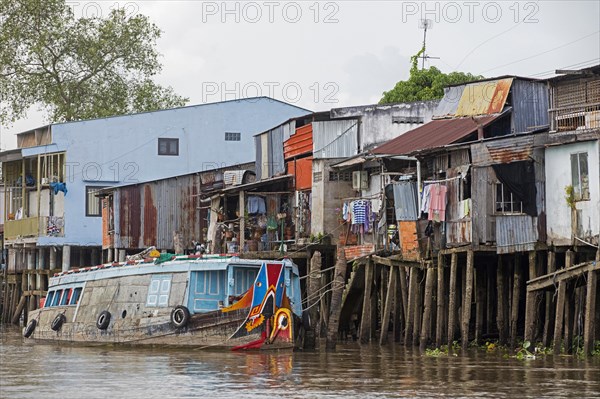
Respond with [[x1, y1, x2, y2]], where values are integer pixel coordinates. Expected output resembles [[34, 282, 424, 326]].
[[461, 251, 474, 349], [370, 266, 378, 340], [475, 264, 485, 344], [543, 251, 556, 347], [583, 270, 598, 355], [399, 266, 408, 318], [486, 264, 495, 336], [379, 266, 389, 342], [380, 266, 397, 345], [447, 253, 458, 346], [420, 266, 436, 349], [563, 251, 575, 353], [436, 253, 445, 347], [326, 250, 347, 351], [510, 255, 522, 348], [11, 295, 26, 324], [553, 280, 567, 352], [497, 256, 508, 344], [303, 251, 322, 350], [564, 283, 574, 353], [524, 251, 538, 343], [360, 257, 374, 344], [413, 269, 423, 346], [405, 267, 418, 345], [393, 267, 403, 342]]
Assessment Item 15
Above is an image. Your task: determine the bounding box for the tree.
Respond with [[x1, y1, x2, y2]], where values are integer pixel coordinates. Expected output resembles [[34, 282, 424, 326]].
[[380, 48, 483, 104], [0, 0, 188, 124]]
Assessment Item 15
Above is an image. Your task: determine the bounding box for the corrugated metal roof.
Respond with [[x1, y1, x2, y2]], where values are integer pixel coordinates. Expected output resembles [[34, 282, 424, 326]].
[[372, 114, 501, 156], [433, 85, 465, 119], [224, 170, 252, 186], [456, 78, 513, 116], [471, 135, 535, 166], [313, 120, 358, 159]]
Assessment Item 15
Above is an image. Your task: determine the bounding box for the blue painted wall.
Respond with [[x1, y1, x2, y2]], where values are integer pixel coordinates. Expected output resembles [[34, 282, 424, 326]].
[[23, 97, 310, 246]]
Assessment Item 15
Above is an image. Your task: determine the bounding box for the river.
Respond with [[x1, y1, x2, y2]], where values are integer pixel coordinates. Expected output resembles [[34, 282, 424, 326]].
[[1, 325, 599, 398]]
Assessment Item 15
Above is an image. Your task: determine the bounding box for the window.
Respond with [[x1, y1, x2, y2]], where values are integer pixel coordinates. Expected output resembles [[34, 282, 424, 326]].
[[86, 186, 106, 217], [158, 138, 179, 156], [70, 287, 83, 305], [60, 289, 72, 306], [225, 132, 241, 141], [52, 290, 63, 306], [495, 183, 523, 214], [44, 286, 83, 307], [313, 171, 322, 183], [45, 291, 55, 308], [571, 152, 590, 201], [146, 275, 172, 307], [329, 171, 353, 181]]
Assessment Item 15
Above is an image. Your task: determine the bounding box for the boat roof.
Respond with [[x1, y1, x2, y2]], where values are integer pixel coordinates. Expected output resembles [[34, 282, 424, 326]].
[[49, 254, 296, 287]]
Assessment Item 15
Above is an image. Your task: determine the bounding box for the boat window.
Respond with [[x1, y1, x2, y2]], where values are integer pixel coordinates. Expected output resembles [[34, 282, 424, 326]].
[[52, 290, 63, 306], [70, 287, 83, 305], [60, 288, 72, 306], [147, 275, 172, 307], [233, 268, 258, 295], [45, 291, 55, 307]]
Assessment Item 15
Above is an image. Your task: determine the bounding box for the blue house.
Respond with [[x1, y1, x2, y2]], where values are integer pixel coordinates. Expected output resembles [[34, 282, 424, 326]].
[[1, 97, 310, 273]]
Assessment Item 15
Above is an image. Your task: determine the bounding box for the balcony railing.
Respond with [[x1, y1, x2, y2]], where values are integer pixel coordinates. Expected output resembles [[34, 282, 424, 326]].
[[550, 104, 600, 132], [4, 216, 64, 240]]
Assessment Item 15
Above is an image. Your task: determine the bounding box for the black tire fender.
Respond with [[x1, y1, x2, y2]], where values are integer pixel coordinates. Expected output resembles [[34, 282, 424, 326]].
[[170, 305, 191, 329], [23, 319, 37, 338], [51, 314, 66, 332], [302, 310, 312, 331], [96, 310, 111, 330]]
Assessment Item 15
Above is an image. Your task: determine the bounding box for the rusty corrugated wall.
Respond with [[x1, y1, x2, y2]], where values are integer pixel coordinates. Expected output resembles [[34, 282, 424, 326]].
[[496, 214, 538, 254], [112, 174, 200, 251]]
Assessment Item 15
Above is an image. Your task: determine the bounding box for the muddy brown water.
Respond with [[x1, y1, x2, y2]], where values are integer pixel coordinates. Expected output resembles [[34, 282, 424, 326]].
[[1, 325, 599, 398]]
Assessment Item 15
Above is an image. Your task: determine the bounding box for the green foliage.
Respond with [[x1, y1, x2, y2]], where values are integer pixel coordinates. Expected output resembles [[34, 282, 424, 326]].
[[565, 185, 576, 210], [380, 47, 482, 104], [515, 340, 536, 360], [425, 346, 448, 357], [534, 342, 553, 355], [592, 341, 600, 356], [0, 0, 188, 124], [450, 340, 461, 351]]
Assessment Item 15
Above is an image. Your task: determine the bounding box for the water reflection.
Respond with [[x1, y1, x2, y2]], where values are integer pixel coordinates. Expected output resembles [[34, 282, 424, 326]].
[[1, 325, 599, 398]]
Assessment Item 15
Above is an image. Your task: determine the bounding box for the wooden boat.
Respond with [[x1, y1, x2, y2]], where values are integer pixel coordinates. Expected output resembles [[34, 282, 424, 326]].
[[22, 254, 303, 350]]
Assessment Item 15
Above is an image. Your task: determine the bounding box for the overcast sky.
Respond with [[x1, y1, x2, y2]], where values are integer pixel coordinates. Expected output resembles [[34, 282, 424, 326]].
[[1, 0, 599, 150]]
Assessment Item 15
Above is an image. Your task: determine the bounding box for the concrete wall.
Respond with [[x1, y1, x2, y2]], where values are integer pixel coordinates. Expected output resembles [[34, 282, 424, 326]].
[[330, 100, 439, 150], [21, 98, 309, 247], [311, 159, 355, 242], [545, 140, 600, 246]]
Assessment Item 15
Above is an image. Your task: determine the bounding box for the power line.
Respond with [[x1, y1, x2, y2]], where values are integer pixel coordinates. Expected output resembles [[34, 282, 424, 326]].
[[529, 59, 600, 78], [478, 30, 600, 75]]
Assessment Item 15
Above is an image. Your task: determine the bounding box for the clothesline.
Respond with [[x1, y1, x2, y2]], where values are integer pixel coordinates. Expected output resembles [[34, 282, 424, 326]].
[[423, 175, 462, 184], [342, 193, 381, 201]]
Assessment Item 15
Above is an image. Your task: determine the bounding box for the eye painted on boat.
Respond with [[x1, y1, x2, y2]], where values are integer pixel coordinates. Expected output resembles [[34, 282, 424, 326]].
[[121, 310, 127, 319], [256, 282, 262, 287]]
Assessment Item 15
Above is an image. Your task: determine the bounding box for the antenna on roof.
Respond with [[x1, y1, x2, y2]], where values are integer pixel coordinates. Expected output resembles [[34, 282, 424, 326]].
[[418, 19, 440, 70]]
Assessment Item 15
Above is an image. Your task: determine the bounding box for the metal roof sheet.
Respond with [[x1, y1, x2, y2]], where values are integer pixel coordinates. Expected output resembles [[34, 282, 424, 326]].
[[456, 78, 513, 116], [371, 114, 502, 156], [433, 85, 465, 119]]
